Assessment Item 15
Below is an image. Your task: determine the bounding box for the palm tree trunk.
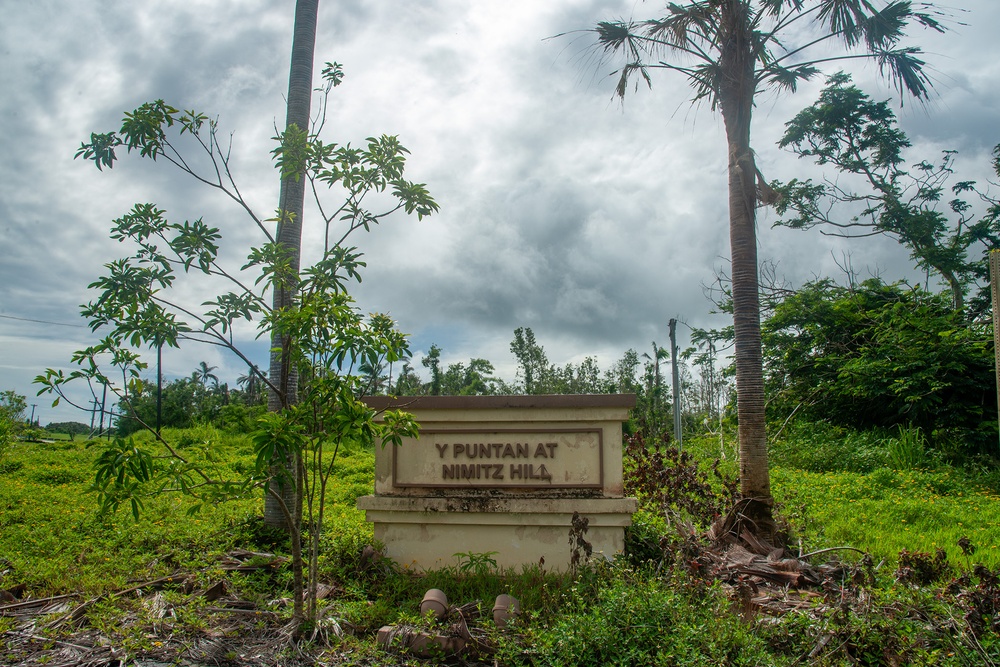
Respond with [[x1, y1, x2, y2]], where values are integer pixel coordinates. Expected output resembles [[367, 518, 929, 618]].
[[264, 0, 319, 530], [727, 140, 770, 501], [718, 1, 773, 520]]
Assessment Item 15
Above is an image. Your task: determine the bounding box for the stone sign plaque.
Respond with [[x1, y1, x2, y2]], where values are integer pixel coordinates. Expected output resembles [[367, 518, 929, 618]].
[[393, 428, 603, 489], [359, 395, 637, 571]]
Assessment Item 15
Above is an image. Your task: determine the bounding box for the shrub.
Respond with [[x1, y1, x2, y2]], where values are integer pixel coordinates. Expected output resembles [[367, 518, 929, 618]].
[[0, 417, 11, 463], [0, 389, 28, 459], [623, 432, 738, 525], [896, 548, 952, 585], [624, 510, 669, 565], [762, 280, 999, 459], [498, 565, 770, 666]]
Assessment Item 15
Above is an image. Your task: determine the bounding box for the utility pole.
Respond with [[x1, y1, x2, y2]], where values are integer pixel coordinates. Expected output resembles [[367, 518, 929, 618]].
[[669, 318, 682, 451], [157, 338, 163, 435], [98, 383, 108, 437], [29, 403, 37, 427], [651, 342, 660, 437], [990, 250, 1000, 453]]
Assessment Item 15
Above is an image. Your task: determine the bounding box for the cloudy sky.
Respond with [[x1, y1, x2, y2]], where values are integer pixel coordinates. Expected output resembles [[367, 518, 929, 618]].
[[2, 1, 998, 425]]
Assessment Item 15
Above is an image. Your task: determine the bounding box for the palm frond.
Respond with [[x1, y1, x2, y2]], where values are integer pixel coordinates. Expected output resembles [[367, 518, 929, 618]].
[[614, 62, 653, 99], [817, 0, 878, 48], [588, 0, 947, 108], [857, 1, 912, 50], [595, 20, 647, 61], [913, 4, 947, 33], [762, 64, 821, 93], [686, 61, 723, 108], [644, 1, 719, 48], [875, 46, 932, 101], [759, 0, 807, 18]]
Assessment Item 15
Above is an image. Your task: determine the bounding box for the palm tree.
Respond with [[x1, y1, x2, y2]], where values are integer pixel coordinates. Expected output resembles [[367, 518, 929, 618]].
[[358, 359, 388, 395], [641, 342, 669, 437], [264, 0, 319, 530], [591, 0, 946, 531], [195, 361, 219, 388], [237, 365, 263, 405]]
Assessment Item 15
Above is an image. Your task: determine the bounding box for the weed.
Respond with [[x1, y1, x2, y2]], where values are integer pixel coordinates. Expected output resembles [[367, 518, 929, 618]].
[[888, 425, 930, 470], [568, 512, 593, 575], [497, 563, 771, 666], [897, 548, 953, 585], [944, 551, 1000, 640], [623, 510, 667, 564], [4, 426, 1000, 664], [30, 468, 87, 486], [453, 550, 499, 577], [623, 431, 738, 526]]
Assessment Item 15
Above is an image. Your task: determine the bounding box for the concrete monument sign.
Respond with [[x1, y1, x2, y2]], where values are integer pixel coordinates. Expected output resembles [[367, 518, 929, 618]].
[[358, 395, 638, 571]]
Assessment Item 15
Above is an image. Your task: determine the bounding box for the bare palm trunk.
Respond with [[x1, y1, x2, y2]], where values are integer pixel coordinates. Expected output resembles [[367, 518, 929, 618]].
[[718, 1, 772, 522], [727, 142, 770, 503], [264, 0, 319, 531]]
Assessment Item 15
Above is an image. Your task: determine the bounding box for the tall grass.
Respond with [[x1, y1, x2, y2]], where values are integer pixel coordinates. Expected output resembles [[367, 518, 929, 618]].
[[686, 422, 1000, 567], [767, 421, 892, 472], [5, 426, 998, 582], [887, 425, 930, 469]]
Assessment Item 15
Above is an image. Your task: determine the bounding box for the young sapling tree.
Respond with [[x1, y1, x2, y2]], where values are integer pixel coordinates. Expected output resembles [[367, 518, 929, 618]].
[[36, 62, 435, 628]]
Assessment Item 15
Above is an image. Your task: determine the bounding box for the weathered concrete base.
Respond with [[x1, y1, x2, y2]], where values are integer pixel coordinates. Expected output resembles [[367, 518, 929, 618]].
[[357, 495, 638, 572], [360, 395, 638, 572]]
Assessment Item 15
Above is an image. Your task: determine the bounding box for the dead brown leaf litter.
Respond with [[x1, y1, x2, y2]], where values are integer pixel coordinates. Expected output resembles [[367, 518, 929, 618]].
[[1, 550, 310, 667]]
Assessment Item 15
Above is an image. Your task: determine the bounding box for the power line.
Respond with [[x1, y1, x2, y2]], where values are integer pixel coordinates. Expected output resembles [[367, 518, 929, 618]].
[[0, 314, 86, 328]]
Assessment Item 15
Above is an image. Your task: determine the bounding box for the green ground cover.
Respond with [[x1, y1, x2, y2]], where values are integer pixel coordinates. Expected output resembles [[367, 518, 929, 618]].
[[774, 467, 1000, 567], [2, 426, 998, 665], [0, 435, 257, 594]]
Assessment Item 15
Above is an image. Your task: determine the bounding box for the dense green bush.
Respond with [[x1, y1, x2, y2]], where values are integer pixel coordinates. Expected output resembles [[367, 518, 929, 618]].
[[624, 510, 670, 565], [0, 417, 11, 462], [115, 377, 265, 436], [762, 279, 998, 458], [44, 421, 91, 439], [498, 565, 771, 666], [116, 378, 202, 435]]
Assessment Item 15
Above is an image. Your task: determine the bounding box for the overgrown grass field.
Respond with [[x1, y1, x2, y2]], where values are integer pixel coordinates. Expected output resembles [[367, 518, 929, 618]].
[[0, 434, 258, 594], [688, 425, 1000, 568], [2, 426, 999, 665], [775, 467, 1000, 566]]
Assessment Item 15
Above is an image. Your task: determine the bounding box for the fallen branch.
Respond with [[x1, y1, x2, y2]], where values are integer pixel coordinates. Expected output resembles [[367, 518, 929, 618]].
[[0, 594, 78, 616], [6, 631, 93, 652]]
